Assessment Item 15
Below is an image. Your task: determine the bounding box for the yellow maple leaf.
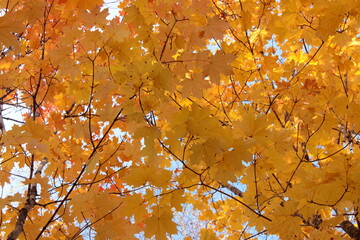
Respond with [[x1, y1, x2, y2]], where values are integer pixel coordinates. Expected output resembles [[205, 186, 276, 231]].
[[0, 13, 24, 46], [184, 104, 220, 137], [180, 73, 211, 98], [122, 194, 147, 222], [203, 50, 236, 84], [103, 18, 130, 43], [123, 166, 149, 187], [81, 5, 108, 28], [161, 189, 185, 211], [144, 207, 177, 240], [200, 229, 218, 240], [148, 168, 172, 187], [236, 111, 269, 145], [86, 153, 100, 173], [203, 17, 229, 39], [268, 201, 303, 239], [124, 165, 172, 187], [191, 0, 211, 14]]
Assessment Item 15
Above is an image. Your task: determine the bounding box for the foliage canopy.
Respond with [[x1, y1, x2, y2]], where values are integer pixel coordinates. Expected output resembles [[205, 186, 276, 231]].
[[1, 0, 360, 239]]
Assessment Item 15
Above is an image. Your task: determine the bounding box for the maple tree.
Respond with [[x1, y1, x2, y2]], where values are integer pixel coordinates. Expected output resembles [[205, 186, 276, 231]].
[[0, 0, 360, 239]]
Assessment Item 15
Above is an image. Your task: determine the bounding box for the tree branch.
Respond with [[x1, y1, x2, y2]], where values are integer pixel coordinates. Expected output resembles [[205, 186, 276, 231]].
[[7, 158, 48, 240], [221, 183, 243, 197], [340, 220, 360, 240]]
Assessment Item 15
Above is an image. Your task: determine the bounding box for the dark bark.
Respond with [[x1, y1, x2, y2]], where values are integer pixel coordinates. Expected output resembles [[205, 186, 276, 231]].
[[7, 159, 48, 240], [222, 183, 243, 197], [340, 220, 360, 240]]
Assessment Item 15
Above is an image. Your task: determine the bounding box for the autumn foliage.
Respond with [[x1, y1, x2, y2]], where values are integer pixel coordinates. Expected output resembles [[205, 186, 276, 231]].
[[1, 0, 360, 239]]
